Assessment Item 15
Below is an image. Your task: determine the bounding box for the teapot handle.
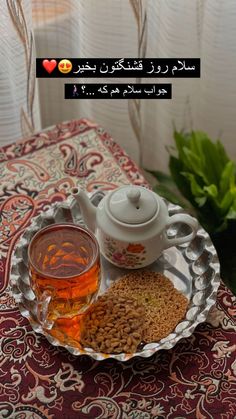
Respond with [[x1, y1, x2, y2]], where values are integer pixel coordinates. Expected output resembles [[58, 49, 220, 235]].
[[164, 213, 198, 248]]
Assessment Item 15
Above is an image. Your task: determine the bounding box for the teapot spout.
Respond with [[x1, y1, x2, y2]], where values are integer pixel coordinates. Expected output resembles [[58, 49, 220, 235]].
[[71, 187, 96, 233]]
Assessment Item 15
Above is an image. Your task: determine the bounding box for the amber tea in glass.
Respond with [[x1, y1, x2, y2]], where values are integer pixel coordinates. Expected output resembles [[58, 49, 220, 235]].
[[28, 223, 100, 328]]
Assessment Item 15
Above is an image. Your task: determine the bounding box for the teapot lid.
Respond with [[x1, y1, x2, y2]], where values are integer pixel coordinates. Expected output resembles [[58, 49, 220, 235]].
[[108, 186, 158, 224]]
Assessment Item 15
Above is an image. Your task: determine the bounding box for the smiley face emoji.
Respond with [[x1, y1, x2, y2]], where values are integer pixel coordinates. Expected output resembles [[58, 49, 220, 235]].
[[58, 59, 72, 74]]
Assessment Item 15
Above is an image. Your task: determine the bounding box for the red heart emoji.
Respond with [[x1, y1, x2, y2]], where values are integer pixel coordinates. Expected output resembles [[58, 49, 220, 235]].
[[66, 63, 71, 68], [60, 63, 64, 68], [43, 59, 57, 74]]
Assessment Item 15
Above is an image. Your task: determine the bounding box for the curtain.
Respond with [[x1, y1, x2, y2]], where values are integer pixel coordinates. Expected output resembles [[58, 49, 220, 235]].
[[0, 1, 40, 144], [1, 0, 236, 172]]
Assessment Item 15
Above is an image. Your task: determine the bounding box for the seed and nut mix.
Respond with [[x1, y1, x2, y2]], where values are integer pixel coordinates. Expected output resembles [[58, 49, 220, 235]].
[[108, 271, 189, 342], [80, 295, 145, 354]]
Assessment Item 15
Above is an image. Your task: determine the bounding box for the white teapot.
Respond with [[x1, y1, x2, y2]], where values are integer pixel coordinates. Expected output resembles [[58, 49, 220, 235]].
[[72, 185, 198, 269]]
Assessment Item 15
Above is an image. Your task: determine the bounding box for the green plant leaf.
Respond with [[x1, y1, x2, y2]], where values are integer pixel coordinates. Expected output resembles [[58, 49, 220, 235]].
[[195, 196, 207, 206], [165, 129, 236, 235], [190, 131, 207, 161], [182, 172, 205, 198], [226, 198, 236, 219], [169, 156, 195, 206], [219, 161, 236, 197], [219, 190, 235, 215], [200, 138, 227, 185], [182, 147, 206, 181], [175, 132, 230, 186], [216, 140, 230, 168], [173, 130, 189, 161], [203, 184, 218, 199]]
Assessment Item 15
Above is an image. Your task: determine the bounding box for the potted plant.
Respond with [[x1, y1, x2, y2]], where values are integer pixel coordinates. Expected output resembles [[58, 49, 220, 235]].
[[148, 130, 236, 295]]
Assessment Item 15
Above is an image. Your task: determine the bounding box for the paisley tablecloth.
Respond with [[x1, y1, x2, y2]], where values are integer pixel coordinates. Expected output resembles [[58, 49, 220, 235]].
[[0, 119, 236, 419]]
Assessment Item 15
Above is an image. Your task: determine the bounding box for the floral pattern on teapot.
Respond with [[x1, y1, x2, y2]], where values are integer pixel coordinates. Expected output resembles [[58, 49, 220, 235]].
[[104, 236, 146, 268]]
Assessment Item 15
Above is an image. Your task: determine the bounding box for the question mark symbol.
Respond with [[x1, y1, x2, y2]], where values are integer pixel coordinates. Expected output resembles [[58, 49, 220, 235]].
[[81, 85, 86, 94]]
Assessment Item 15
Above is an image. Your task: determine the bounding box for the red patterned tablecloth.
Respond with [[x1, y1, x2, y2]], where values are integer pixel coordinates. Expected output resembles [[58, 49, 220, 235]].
[[0, 119, 236, 419]]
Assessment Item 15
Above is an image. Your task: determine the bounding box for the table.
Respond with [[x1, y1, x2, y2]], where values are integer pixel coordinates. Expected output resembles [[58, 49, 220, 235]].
[[0, 119, 236, 419]]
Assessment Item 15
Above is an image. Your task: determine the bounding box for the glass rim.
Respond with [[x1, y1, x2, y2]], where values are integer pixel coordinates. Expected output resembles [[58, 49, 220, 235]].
[[28, 223, 100, 280]]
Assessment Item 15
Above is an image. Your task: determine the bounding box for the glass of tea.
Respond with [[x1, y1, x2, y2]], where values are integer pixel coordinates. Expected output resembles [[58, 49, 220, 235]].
[[28, 223, 100, 330]]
